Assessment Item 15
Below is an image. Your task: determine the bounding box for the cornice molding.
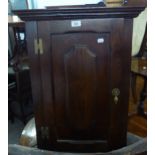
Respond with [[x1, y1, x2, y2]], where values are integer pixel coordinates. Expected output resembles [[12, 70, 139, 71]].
[[14, 5, 146, 21]]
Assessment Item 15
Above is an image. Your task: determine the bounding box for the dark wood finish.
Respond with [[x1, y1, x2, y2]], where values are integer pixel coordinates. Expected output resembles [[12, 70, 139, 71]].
[[25, 21, 46, 146], [13, 7, 144, 21], [13, 0, 146, 21], [14, 1, 146, 152], [51, 32, 110, 147]]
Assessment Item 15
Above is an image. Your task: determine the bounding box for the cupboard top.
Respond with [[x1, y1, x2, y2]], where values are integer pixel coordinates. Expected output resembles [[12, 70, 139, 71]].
[[14, 0, 146, 21]]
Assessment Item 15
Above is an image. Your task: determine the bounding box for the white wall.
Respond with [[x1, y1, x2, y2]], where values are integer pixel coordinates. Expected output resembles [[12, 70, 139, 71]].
[[132, 8, 147, 56], [33, 0, 102, 8]]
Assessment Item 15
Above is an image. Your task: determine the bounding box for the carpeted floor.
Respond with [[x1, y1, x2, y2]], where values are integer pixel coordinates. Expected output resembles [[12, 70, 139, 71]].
[[8, 119, 25, 144]]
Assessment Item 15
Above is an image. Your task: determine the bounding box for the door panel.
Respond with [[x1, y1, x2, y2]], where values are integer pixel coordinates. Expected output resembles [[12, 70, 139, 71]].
[[51, 33, 111, 143]]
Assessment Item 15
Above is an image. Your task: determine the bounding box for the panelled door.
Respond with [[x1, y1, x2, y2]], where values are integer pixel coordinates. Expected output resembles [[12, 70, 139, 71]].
[[49, 32, 111, 151]]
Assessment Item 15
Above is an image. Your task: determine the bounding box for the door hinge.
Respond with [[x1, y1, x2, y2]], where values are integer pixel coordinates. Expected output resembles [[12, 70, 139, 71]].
[[40, 126, 49, 139], [34, 38, 43, 55], [106, 0, 128, 6]]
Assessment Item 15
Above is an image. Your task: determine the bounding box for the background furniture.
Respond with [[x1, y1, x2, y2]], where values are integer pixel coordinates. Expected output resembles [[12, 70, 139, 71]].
[[131, 25, 147, 118], [8, 62, 33, 124], [8, 71, 16, 123], [8, 17, 27, 60], [8, 18, 33, 124], [14, 0, 146, 152]]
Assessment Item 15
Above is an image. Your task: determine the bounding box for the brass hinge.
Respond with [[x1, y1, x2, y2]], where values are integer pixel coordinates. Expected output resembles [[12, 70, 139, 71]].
[[106, 0, 128, 6], [40, 126, 49, 139], [34, 38, 43, 55]]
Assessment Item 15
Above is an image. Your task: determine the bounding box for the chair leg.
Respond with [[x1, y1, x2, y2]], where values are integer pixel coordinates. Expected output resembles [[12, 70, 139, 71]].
[[18, 96, 27, 125], [131, 72, 137, 103], [137, 77, 147, 119], [8, 100, 14, 123]]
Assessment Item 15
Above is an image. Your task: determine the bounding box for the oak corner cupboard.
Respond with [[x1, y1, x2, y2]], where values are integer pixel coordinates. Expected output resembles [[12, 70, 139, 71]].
[[14, 0, 146, 152]]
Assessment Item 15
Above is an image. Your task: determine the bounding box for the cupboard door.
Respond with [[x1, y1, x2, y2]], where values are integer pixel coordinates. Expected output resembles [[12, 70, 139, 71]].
[[50, 33, 111, 150]]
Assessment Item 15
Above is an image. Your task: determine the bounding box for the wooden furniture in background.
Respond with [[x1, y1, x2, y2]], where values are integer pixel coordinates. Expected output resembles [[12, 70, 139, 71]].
[[8, 16, 26, 58], [131, 58, 147, 118], [8, 17, 33, 124], [8, 66, 32, 124], [131, 25, 147, 118], [14, 0, 146, 152]]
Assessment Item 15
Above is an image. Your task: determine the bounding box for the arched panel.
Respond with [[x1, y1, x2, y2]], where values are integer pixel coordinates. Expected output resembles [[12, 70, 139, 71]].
[[64, 45, 97, 129]]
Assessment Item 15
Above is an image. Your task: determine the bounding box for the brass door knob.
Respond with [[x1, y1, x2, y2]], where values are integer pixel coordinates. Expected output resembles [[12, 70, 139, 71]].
[[112, 88, 120, 104]]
